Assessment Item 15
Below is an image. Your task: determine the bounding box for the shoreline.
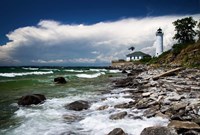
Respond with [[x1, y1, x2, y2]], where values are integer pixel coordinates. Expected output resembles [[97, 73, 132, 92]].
[[107, 64, 200, 134], [1, 66, 200, 135]]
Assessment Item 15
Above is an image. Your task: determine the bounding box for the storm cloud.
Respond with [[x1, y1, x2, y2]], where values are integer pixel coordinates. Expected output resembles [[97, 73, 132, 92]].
[[0, 14, 199, 66]]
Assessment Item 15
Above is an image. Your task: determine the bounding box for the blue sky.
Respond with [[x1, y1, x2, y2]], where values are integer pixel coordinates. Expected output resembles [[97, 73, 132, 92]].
[[0, 0, 199, 66]]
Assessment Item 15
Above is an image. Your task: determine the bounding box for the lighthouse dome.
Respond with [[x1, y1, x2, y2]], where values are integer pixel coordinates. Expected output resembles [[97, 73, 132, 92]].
[[156, 28, 164, 36]]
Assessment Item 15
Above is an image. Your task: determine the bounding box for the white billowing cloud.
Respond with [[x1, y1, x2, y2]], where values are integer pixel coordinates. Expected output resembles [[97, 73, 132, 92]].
[[31, 58, 96, 64], [0, 14, 200, 66]]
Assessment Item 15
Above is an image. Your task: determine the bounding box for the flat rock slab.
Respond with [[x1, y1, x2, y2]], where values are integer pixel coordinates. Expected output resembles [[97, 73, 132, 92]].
[[171, 102, 187, 111], [168, 120, 200, 130], [142, 92, 151, 97], [140, 126, 178, 135]]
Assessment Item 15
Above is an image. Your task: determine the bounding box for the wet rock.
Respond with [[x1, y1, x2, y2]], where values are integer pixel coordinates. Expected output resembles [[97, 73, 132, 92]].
[[122, 70, 127, 74], [54, 77, 67, 84], [150, 81, 158, 87], [192, 118, 200, 125], [181, 116, 192, 121], [114, 103, 129, 109], [136, 99, 149, 109], [170, 115, 183, 121], [107, 128, 126, 135], [128, 114, 143, 120], [114, 101, 136, 109], [162, 99, 171, 105], [108, 75, 113, 77], [183, 130, 199, 135], [114, 77, 140, 88], [168, 120, 200, 130], [168, 95, 184, 101], [140, 126, 178, 135], [109, 111, 127, 120], [65, 100, 89, 111], [142, 92, 151, 97], [189, 92, 200, 98], [176, 81, 187, 85], [97, 105, 109, 110], [171, 102, 187, 112], [191, 86, 200, 91], [63, 114, 81, 122], [18, 94, 46, 106], [155, 111, 169, 119], [147, 101, 159, 107], [143, 105, 160, 118], [160, 106, 170, 113]]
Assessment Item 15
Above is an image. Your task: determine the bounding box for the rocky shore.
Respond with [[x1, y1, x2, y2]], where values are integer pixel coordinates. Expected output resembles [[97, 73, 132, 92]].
[[108, 65, 200, 135], [15, 65, 200, 135]]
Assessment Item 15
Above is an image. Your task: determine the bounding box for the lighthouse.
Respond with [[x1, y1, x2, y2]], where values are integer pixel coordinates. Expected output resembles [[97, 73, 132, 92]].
[[155, 28, 164, 57]]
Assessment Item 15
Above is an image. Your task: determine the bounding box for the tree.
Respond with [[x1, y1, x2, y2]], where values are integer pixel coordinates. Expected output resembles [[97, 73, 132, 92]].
[[128, 46, 135, 51], [173, 17, 197, 44], [197, 20, 200, 41]]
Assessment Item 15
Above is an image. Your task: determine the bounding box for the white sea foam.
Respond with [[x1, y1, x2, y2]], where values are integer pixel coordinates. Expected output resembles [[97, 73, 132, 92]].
[[0, 71, 53, 77], [8, 95, 92, 135], [22, 67, 39, 70], [41, 68, 60, 71], [6, 88, 169, 135], [80, 113, 168, 135], [89, 69, 107, 72], [64, 69, 84, 72], [76, 72, 105, 78], [81, 91, 168, 135], [109, 69, 122, 73]]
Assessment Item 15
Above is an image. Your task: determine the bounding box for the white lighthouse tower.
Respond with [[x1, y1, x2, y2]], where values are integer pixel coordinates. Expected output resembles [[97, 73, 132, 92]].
[[155, 28, 164, 57]]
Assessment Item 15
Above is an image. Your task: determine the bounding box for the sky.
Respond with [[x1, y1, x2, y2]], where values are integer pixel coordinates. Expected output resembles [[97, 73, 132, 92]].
[[0, 0, 200, 66]]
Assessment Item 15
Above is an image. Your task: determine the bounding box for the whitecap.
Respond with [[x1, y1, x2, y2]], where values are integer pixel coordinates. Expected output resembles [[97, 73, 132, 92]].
[[109, 69, 121, 73], [76, 72, 105, 78], [22, 67, 39, 70], [89, 69, 107, 72], [64, 69, 84, 72], [40, 68, 60, 71], [0, 71, 53, 77]]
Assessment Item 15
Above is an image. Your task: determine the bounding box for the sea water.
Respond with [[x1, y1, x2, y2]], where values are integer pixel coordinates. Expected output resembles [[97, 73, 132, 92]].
[[0, 67, 168, 135]]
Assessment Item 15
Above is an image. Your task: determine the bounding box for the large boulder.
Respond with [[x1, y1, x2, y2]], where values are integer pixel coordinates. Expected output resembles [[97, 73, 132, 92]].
[[140, 126, 178, 135], [18, 94, 46, 106], [65, 100, 89, 111], [107, 128, 126, 135], [114, 77, 140, 88], [54, 77, 67, 84]]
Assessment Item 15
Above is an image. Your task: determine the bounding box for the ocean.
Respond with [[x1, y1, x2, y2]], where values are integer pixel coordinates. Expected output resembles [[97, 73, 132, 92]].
[[0, 67, 168, 135]]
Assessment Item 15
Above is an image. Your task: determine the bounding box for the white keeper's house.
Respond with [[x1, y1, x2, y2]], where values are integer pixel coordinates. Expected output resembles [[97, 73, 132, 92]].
[[126, 51, 151, 61]]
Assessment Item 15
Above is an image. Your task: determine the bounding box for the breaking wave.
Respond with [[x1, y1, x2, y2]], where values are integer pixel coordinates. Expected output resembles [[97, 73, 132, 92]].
[[0, 71, 53, 77], [76, 72, 105, 78]]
